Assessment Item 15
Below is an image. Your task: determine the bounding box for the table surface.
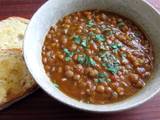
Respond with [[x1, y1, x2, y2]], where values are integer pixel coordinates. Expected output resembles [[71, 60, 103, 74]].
[[0, 0, 160, 120]]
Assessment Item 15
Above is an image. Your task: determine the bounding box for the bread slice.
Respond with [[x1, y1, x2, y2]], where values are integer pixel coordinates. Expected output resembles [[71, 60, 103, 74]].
[[0, 17, 29, 49], [0, 17, 37, 110]]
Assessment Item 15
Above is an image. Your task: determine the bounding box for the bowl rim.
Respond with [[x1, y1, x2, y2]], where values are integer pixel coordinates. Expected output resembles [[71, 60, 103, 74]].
[[23, 0, 160, 113]]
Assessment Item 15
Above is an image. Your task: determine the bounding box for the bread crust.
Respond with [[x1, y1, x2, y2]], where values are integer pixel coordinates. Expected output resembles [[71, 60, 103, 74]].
[[4, 17, 29, 23], [0, 85, 38, 110]]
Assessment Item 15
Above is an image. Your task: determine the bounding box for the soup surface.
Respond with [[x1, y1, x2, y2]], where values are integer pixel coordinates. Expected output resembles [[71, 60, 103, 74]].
[[42, 10, 154, 104]]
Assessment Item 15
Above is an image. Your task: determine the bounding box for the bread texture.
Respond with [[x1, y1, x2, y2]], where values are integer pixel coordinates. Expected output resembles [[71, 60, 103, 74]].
[[0, 17, 29, 49], [0, 17, 37, 110]]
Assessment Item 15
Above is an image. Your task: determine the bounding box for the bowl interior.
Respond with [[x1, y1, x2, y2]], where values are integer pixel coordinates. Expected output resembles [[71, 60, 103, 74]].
[[24, 0, 160, 112]]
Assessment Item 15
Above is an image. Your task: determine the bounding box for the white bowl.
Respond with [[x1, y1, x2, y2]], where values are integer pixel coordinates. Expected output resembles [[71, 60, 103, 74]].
[[23, 0, 160, 112]]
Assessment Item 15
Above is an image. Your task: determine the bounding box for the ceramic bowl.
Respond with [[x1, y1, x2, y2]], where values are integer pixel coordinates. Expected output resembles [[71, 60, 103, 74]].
[[23, 0, 160, 112]]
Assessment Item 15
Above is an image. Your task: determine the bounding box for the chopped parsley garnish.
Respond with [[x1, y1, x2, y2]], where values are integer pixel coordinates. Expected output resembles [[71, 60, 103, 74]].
[[73, 35, 81, 44], [98, 73, 108, 78], [63, 48, 74, 62], [73, 35, 88, 48], [63, 48, 70, 54], [110, 43, 122, 53], [95, 72, 111, 83], [86, 56, 96, 66], [99, 51, 120, 74], [95, 34, 105, 42], [77, 54, 96, 66], [77, 55, 86, 64], [81, 39, 88, 48], [65, 57, 72, 62], [95, 78, 106, 83], [87, 20, 94, 27], [63, 48, 74, 56], [105, 63, 120, 74]]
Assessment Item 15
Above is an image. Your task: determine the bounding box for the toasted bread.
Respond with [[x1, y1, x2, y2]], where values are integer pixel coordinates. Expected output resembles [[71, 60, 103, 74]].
[[0, 17, 37, 110]]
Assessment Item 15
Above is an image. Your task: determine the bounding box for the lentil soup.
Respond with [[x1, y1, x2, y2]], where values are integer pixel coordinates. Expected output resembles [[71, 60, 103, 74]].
[[42, 10, 154, 104]]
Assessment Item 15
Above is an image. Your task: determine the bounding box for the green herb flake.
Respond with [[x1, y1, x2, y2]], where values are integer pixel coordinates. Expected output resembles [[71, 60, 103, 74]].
[[63, 48, 69, 54], [65, 56, 71, 62], [106, 63, 120, 74], [110, 43, 122, 53], [73, 35, 81, 44], [77, 55, 85, 64], [95, 34, 105, 42], [63, 48, 74, 62], [98, 78, 107, 83], [87, 20, 94, 27], [98, 73, 108, 78], [81, 39, 88, 48], [63, 48, 74, 57], [77, 54, 96, 66], [86, 55, 96, 66], [95, 72, 110, 83], [99, 51, 120, 74], [95, 78, 110, 83], [107, 67, 119, 74], [111, 44, 118, 49]]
